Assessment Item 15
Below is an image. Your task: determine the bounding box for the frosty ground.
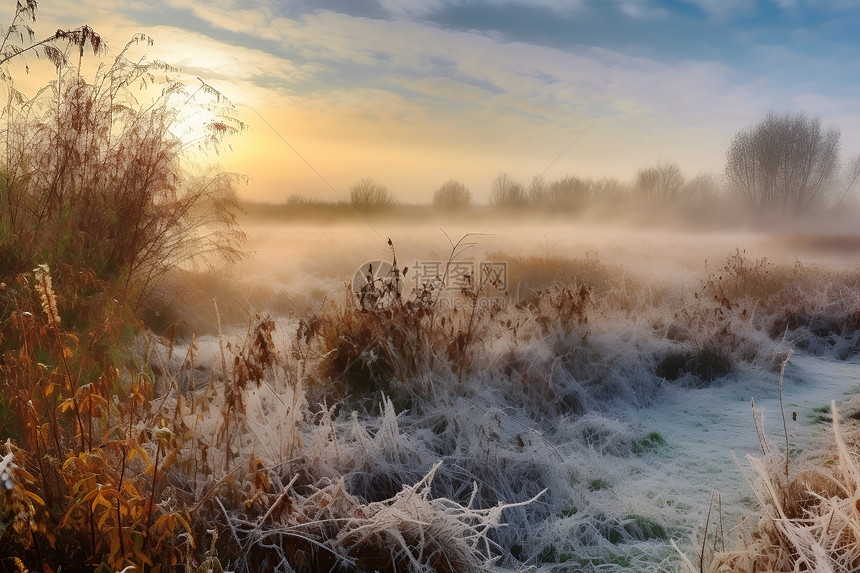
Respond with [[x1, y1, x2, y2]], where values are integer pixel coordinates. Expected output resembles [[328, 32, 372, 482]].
[[132, 215, 860, 571]]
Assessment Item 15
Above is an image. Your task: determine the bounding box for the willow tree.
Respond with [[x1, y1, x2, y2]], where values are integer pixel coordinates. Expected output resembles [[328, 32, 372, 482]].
[[725, 111, 840, 212]]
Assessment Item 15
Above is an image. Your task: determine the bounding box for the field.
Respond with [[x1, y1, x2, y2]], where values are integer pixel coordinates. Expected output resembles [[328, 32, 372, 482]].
[[7, 207, 857, 572]]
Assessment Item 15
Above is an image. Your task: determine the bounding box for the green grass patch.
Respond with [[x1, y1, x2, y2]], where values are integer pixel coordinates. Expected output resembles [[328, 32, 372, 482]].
[[560, 503, 579, 517], [632, 431, 667, 453], [811, 406, 833, 424], [588, 478, 611, 491]]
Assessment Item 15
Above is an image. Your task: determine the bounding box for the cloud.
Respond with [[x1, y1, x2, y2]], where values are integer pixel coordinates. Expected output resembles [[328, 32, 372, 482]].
[[375, 0, 589, 18], [618, 1, 669, 19], [301, 0, 391, 19], [679, 0, 756, 19], [60, 1, 764, 133], [159, 0, 272, 35]]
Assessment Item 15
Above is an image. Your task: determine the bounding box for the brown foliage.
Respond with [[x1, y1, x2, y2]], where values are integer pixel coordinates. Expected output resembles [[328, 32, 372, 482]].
[[0, 31, 246, 313]]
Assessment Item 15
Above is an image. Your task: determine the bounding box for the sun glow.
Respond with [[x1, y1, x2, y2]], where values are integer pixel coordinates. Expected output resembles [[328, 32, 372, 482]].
[[170, 105, 214, 150]]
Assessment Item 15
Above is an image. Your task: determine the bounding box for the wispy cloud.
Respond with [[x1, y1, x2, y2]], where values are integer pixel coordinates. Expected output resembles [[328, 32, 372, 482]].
[[617, 1, 670, 20], [680, 0, 756, 19]]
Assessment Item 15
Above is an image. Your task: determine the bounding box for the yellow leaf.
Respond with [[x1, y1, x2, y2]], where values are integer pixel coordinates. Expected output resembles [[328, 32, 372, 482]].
[[98, 508, 111, 530], [15, 466, 37, 483], [100, 487, 125, 502], [153, 515, 178, 538], [62, 347, 73, 359], [72, 476, 95, 496], [92, 492, 113, 513], [123, 481, 140, 499], [173, 512, 193, 535], [110, 534, 121, 559], [23, 490, 45, 507], [62, 456, 80, 471], [162, 452, 178, 468], [128, 446, 149, 466], [58, 507, 77, 529]]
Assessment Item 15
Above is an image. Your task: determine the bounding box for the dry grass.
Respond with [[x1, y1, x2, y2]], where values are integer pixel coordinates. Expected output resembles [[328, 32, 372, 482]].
[[679, 401, 860, 573], [218, 462, 541, 573], [11, 222, 860, 570], [0, 30, 245, 313]]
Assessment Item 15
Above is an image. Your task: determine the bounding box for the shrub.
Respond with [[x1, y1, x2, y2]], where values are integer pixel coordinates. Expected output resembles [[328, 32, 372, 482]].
[[349, 177, 398, 209], [488, 172, 524, 208], [0, 3, 246, 568], [432, 179, 472, 210], [527, 175, 547, 204], [0, 263, 180, 570], [655, 347, 732, 384], [634, 160, 686, 202], [682, 170, 722, 201], [683, 403, 860, 573], [0, 34, 245, 313], [526, 175, 592, 210], [309, 238, 504, 402], [546, 175, 591, 209]]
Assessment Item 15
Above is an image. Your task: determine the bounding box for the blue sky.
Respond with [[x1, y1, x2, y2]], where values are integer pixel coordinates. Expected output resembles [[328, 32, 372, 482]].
[[23, 0, 860, 202]]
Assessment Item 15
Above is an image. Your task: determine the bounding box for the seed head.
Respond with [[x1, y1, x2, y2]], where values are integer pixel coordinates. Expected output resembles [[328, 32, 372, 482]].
[[33, 263, 60, 326]]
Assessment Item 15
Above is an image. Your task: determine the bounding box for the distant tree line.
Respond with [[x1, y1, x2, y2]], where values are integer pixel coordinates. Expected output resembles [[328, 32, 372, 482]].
[[293, 110, 860, 214]]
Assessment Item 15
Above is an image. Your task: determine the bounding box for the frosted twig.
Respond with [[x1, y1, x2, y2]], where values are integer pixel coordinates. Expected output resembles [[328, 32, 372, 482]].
[[257, 474, 299, 526]]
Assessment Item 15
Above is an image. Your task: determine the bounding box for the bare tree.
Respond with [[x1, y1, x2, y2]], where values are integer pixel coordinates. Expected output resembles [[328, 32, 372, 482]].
[[533, 175, 591, 209], [725, 111, 840, 212], [432, 179, 471, 209], [349, 177, 398, 208], [682, 170, 723, 200], [527, 175, 547, 204], [834, 153, 860, 209], [634, 160, 686, 202], [488, 172, 524, 208]]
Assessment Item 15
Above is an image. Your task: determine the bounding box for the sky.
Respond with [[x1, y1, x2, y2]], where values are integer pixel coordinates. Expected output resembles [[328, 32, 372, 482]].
[[13, 0, 860, 203]]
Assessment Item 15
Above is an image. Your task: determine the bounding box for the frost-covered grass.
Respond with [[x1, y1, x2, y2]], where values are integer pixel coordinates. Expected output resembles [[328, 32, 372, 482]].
[[142, 239, 860, 570], [7, 228, 860, 571]]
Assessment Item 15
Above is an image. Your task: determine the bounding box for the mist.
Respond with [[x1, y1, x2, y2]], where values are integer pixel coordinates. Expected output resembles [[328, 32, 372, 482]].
[[189, 200, 860, 322]]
